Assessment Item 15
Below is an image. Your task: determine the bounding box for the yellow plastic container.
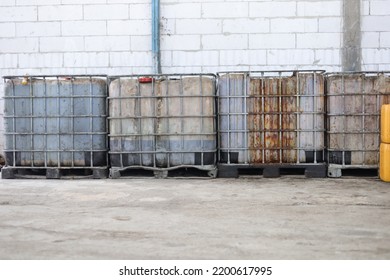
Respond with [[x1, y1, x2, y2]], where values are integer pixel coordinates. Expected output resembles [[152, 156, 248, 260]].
[[380, 143, 390, 182], [381, 104, 390, 143]]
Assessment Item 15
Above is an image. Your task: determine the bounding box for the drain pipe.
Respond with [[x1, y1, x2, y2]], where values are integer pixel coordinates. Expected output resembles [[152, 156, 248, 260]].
[[152, 0, 161, 74]]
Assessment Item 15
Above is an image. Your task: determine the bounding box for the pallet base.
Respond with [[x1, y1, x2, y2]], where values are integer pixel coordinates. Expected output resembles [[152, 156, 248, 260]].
[[110, 166, 218, 179], [328, 165, 378, 178], [1, 167, 108, 179], [217, 164, 327, 178]]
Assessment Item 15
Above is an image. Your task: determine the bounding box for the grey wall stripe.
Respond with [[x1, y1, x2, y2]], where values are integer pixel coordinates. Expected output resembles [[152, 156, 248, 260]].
[[342, 0, 361, 71]]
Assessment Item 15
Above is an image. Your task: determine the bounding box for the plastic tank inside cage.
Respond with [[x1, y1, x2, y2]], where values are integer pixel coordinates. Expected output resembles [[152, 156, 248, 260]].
[[108, 74, 217, 175], [3, 76, 108, 170], [218, 71, 326, 165], [326, 72, 390, 172]]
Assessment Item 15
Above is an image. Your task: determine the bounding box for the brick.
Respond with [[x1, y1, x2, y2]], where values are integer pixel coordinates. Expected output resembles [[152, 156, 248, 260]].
[[220, 50, 253, 66], [162, 3, 201, 19], [85, 36, 130, 51], [361, 64, 380, 71], [0, 23, 15, 37], [131, 36, 149, 51], [297, 1, 341, 17], [176, 19, 222, 35], [0, 54, 18, 68], [361, 32, 380, 48], [202, 34, 247, 50], [362, 0, 370, 16], [45, 67, 86, 75], [380, 32, 390, 47], [314, 49, 341, 66], [166, 0, 223, 2], [16, 0, 61, 5], [371, 0, 390, 15], [223, 18, 269, 34], [130, 4, 151, 20], [362, 16, 390, 32], [132, 66, 155, 74], [206, 66, 249, 73], [161, 18, 175, 36], [38, 5, 82, 21], [161, 35, 201, 50], [40, 37, 84, 52], [297, 33, 341, 49], [319, 17, 342, 33], [162, 66, 202, 74], [249, 2, 296, 18], [107, 0, 149, 3], [267, 49, 315, 65], [202, 2, 248, 18], [362, 48, 390, 65], [18, 53, 63, 68], [107, 20, 151, 36], [172, 51, 219, 66], [247, 50, 268, 66], [0, 38, 38, 53], [62, 21, 106, 36], [1, 0, 16, 6], [16, 22, 61, 37], [0, 6, 37, 22], [249, 34, 295, 49], [84, 67, 110, 75], [84, 4, 129, 20], [109, 52, 152, 67], [62, 0, 105, 4], [271, 18, 317, 33], [161, 51, 172, 67], [64, 52, 109, 67]]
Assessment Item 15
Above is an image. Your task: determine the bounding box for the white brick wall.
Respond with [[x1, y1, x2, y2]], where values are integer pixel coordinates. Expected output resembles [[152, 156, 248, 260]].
[[0, 0, 389, 154], [0, 0, 348, 79], [361, 0, 390, 71]]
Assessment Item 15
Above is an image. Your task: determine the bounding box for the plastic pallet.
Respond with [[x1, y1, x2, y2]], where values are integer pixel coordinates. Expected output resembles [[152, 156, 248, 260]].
[[1, 167, 108, 179], [327, 165, 378, 178], [217, 164, 327, 178], [109, 167, 218, 179]]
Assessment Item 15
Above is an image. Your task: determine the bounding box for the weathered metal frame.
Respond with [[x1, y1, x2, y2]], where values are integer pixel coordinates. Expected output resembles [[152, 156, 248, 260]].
[[326, 71, 390, 172], [2, 75, 109, 170], [217, 70, 326, 165], [107, 73, 218, 175]]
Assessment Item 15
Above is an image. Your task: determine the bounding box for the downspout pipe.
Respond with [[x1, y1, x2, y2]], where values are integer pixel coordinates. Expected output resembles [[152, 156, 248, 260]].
[[152, 0, 161, 74]]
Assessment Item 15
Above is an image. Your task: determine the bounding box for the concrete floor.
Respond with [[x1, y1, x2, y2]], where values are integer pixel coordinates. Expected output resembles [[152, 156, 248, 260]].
[[0, 176, 389, 259]]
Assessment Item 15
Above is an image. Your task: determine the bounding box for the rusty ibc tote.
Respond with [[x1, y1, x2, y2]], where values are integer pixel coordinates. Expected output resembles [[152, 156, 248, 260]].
[[326, 72, 390, 177], [108, 74, 217, 178], [217, 70, 326, 178], [2, 75, 108, 179]]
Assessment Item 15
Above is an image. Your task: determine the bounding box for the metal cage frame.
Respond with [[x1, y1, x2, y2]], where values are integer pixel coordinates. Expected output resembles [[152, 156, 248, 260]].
[[107, 73, 218, 177], [325, 71, 390, 175], [217, 70, 326, 166], [2, 75, 109, 172]]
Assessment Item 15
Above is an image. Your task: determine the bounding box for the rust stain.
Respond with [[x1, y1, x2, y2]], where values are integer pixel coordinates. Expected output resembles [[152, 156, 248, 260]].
[[248, 75, 300, 164]]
